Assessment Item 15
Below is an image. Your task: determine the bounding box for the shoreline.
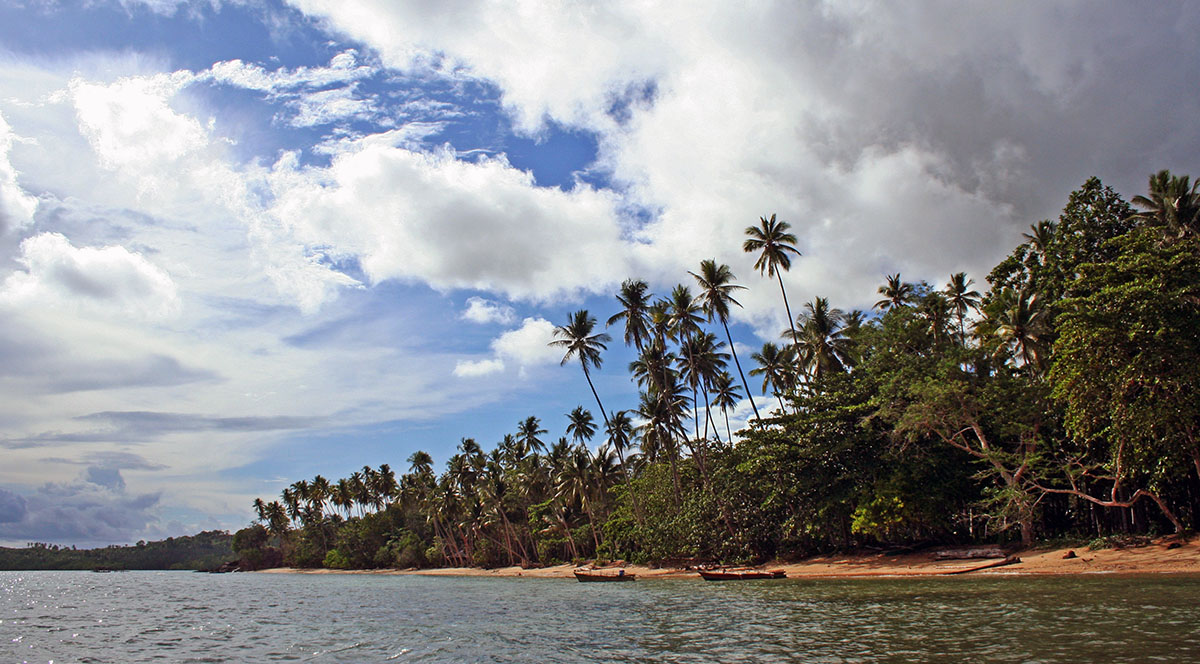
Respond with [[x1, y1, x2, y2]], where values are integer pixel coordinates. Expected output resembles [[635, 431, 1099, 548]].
[[256, 536, 1200, 579]]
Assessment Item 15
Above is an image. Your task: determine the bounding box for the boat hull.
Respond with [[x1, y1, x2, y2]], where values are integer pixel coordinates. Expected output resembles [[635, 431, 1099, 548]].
[[574, 570, 636, 582]]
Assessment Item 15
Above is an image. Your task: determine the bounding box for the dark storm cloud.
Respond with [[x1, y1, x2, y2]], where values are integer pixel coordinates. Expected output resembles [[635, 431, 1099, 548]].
[[0, 469, 160, 546]]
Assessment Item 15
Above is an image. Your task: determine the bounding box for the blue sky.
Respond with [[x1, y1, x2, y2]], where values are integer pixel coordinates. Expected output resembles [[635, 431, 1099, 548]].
[[0, 0, 1197, 547]]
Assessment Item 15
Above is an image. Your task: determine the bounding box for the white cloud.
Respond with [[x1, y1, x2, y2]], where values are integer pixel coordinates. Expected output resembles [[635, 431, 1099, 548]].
[[0, 112, 37, 233], [267, 136, 631, 301], [461, 296, 515, 324], [492, 317, 561, 366], [70, 72, 206, 172], [453, 357, 504, 377], [204, 50, 383, 128], [454, 316, 561, 379], [1, 232, 180, 320]]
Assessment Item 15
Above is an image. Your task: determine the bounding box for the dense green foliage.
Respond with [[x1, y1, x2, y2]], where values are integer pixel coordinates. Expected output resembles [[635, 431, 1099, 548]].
[[0, 531, 235, 570], [243, 173, 1200, 569]]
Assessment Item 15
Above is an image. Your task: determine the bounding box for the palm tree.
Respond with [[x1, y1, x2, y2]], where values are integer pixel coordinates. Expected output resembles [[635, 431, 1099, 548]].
[[606, 410, 644, 526], [1022, 221, 1056, 260], [795, 297, 852, 381], [667, 285, 705, 344], [750, 342, 795, 414], [565, 406, 595, 447], [689, 259, 761, 421], [407, 450, 434, 475], [994, 286, 1049, 374], [517, 416, 547, 456], [874, 273, 915, 311], [710, 371, 743, 443], [606, 279, 653, 351], [550, 310, 612, 427], [744, 213, 803, 352], [1132, 169, 1200, 240], [944, 272, 981, 344]]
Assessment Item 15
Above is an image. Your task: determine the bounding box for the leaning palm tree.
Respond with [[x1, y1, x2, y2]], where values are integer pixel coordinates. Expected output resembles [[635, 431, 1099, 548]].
[[606, 279, 653, 352], [944, 272, 981, 345], [550, 310, 612, 427], [874, 273, 915, 311], [689, 259, 761, 421], [744, 213, 803, 352]]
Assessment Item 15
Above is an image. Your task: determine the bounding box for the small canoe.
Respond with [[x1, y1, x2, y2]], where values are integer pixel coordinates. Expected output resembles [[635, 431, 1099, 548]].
[[574, 568, 636, 582], [698, 568, 786, 581]]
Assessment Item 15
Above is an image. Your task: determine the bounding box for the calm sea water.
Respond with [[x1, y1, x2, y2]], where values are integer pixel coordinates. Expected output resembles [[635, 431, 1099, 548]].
[[1, 571, 1197, 663]]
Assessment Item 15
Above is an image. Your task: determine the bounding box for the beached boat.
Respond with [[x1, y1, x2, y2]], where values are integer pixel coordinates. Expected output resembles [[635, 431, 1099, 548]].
[[697, 567, 786, 581], [573, 568, 636, 582]]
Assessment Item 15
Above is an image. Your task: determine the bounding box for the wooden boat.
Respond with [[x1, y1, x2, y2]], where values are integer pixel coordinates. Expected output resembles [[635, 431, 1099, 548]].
[[698, 567, 786, 581], [573, 567, 636, 582]]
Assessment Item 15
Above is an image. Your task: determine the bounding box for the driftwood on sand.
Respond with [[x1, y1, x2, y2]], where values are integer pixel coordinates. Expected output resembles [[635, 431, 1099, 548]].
[[939, 555, 1022, 575]]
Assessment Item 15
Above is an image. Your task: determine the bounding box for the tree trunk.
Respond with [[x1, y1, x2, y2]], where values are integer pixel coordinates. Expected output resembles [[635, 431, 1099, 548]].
[[722, 320, 761, 421]]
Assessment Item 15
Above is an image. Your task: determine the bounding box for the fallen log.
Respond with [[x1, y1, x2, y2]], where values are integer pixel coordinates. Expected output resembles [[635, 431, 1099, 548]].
[[931, 547, 1007, 561], [940, 555, 1021, 575]]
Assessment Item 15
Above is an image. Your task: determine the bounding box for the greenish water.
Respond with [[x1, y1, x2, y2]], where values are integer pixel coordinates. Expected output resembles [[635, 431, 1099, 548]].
[[1, 571, 1197, 662]]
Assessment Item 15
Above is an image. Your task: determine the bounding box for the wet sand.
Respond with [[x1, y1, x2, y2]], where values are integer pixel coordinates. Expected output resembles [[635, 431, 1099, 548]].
[[257, 535, 1200, 578]]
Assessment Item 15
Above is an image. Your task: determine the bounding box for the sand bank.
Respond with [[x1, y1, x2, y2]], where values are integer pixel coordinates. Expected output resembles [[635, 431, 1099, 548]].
[[256, 535, 1200, 579]]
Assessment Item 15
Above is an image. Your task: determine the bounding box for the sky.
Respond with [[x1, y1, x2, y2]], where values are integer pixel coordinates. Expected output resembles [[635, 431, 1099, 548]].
[[0, 0, 1197, 547]]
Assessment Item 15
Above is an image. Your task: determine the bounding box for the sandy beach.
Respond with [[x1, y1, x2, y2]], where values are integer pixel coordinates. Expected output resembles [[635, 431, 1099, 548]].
[[256, 535, 1200, 579]]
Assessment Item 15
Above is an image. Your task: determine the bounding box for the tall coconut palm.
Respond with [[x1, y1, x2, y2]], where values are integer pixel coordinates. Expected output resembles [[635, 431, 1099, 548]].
[[874, 274, 915, 311], [550, 310, 612, 427], [689, 259, 761, 421], [1132, 169, 1200, 240], [944, 272, 981, 345], [744, 213, 803, 352], [606, 279, 653, 352]]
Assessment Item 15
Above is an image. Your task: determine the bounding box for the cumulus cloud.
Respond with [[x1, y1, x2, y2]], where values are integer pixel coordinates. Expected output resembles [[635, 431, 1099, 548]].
[[453, 357, 504, 377], [0, 112, 37, 234], [70, 71, 206, 171], [267, 136, 630, 300], [1, 232, 180, 319], [454, 316, 561, 378], [285, 0, 1200, 319], [461, 296, 515, 324]]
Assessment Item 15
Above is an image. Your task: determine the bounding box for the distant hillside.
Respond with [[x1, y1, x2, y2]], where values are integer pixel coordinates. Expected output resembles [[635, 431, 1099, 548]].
[[0, 531, 236, 571]]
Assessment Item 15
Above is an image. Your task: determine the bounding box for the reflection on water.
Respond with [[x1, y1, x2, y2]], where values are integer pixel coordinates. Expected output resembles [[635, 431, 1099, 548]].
[[1, 571, 1197, 662]]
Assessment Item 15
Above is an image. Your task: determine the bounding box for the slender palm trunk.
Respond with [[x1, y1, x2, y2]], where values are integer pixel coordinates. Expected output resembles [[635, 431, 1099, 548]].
[[722, 320, 761, 421], [580, 362, 609, 429], [778, 272, 800, 352]]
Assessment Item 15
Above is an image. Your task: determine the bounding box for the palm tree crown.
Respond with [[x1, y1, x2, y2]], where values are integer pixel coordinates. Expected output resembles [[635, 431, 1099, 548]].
[[550, 309, 613, 426]]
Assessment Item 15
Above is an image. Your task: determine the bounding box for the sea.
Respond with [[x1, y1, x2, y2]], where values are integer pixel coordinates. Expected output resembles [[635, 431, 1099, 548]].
[[1, 571, 1197, 663]]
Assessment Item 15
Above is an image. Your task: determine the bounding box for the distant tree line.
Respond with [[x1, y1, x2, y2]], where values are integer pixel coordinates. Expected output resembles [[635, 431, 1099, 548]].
[[237, 171, 1200, 569], [0, 531, 235, 570]]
